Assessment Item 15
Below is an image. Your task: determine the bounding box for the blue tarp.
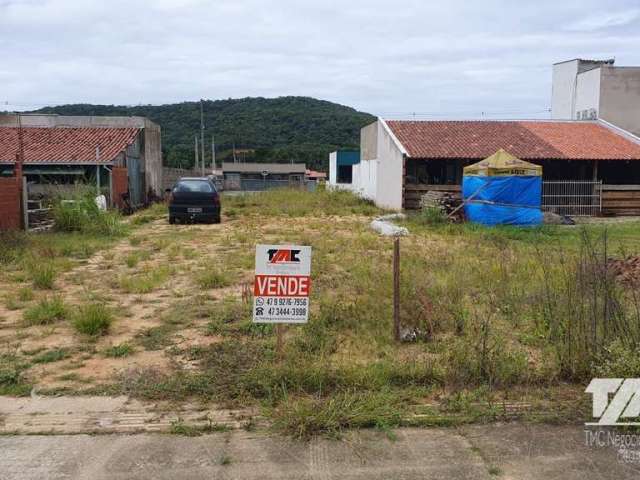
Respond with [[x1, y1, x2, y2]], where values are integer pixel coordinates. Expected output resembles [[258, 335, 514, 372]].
[[462, 175, 542, 226]]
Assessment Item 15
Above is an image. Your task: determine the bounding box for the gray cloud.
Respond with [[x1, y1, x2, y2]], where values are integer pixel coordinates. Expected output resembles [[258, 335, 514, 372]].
[[1, 0, 639, 118]]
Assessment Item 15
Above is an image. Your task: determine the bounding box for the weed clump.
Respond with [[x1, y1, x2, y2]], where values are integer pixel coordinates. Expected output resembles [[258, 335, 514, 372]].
[[23, 296, 67, 325], [32, 348, 69, 364], [104, 343, 134, 358], [72, 303, 113, 336], [28, 262, 57, 289], [197, 269, 231, 289], [0, 354, 32, 396], [118, 266, 171, 294], [272, 391, 403, 439], [416, 206, 448, 225], [53, 191, 126, 236]]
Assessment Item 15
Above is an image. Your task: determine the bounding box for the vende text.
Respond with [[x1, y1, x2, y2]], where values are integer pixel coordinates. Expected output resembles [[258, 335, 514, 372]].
[[254, 275, 311, 297]]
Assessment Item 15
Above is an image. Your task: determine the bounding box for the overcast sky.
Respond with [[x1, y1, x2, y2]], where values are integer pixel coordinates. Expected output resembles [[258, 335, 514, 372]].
[[2, 0, 640, 118]]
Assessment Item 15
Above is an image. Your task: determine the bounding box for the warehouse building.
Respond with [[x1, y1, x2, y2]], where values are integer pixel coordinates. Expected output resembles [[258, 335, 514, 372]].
[[221, 162, 307, 191], [0, 114, 162, 210]]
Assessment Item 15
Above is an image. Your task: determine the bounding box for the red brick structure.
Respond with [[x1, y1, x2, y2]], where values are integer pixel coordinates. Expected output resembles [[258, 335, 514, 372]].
[[0, 177, 22, 230], [111, 166, 128, 209]]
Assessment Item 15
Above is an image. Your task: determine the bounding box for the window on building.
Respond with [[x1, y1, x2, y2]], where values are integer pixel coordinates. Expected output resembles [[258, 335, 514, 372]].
[[337, 165, 353, 184]]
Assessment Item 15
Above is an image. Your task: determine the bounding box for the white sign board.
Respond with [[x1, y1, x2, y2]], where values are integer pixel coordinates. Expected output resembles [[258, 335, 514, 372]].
[[253, 244, 312, 323]]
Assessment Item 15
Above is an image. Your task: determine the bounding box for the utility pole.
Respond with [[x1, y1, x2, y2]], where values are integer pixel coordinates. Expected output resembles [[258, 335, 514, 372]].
[[16, 114, 26, 230], [393, 237, 401, 342], [200, 99, 205, 176], [194, 136, 199, 172], [211, 135, 216, 172], [95, 146, 101, 194]]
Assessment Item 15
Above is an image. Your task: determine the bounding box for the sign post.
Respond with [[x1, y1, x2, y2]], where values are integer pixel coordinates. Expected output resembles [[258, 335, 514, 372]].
[[253, 245, 312, 356], [393, 237, 400, 342]]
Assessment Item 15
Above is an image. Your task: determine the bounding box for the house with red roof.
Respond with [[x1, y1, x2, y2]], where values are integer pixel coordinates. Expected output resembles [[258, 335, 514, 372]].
[[0, 114, 162, 209], [341, 118, 640, 215]]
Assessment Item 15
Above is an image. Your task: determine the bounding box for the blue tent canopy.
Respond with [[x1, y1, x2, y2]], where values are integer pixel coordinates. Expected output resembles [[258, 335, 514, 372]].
[[462, 150, 543, 226]]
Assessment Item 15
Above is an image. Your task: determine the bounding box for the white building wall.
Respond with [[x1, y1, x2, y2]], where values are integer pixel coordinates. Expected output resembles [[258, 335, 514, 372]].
[[328, 151, 338, 185], [352, 159, 377, 201], [374, 120, 405, 210], [574, 67, 601, 119], [551, 60, 579, 119]]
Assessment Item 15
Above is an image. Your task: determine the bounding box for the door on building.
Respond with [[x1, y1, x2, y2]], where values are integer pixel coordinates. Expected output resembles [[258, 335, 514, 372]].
[[289, 174, 303, 188], [127, 156, 143, 207]]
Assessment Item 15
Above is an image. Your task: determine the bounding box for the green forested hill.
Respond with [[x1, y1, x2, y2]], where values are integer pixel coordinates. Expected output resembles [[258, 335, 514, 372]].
[[35, 97, 375, 171]]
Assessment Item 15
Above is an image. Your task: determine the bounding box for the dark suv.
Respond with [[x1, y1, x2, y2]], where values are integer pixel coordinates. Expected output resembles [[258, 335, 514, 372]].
[[168, 177, 221, 224]]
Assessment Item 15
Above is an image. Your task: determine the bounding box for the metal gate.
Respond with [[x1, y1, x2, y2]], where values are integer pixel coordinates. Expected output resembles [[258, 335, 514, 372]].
[[127, 156, 143, 207], [542, 180, 602, 216]]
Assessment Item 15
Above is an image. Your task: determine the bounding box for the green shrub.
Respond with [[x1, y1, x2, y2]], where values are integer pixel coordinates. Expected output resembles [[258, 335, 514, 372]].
[[23, 296, 67, 325], [53, 191, 126, 237], [594, 340, 640, 378], [72, 303, 113, 336]]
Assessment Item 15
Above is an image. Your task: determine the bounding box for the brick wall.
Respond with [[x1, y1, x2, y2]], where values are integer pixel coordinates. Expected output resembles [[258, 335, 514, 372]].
[[111, 166, 128, 209], [0, 177, 22, 230]]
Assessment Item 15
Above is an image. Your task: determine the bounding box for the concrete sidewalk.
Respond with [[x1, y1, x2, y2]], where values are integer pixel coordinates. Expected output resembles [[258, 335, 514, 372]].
[[2, 425, 639, 480]]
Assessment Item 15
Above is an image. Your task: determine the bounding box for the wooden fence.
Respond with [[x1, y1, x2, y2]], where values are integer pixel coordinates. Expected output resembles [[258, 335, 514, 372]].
[[405, 183, 640, 217], [601, 185, 640, 216]]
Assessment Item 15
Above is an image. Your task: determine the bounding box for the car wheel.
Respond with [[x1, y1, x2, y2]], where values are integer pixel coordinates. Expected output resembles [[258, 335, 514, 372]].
[[214, 215, 221, 224], [169, 216, 176, 225]]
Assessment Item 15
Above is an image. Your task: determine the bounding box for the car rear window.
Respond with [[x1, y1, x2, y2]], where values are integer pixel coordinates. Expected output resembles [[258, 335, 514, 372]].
[[174, 180, 215, 193]]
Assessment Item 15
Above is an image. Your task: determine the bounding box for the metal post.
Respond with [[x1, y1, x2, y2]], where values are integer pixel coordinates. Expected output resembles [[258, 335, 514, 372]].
[[200, 100, 205, 176], [211, 135, 216, 172], [95, 146, 101, 194], [108, 167, 113, 207], [22, 176, 28, 231], [194, 136, 199, 172], [393, 236, 400, 342]]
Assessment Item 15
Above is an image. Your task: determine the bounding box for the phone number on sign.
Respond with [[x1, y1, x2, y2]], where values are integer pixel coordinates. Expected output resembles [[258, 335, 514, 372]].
[[267, 307, 307, 316], [264, 298, 308, 306]]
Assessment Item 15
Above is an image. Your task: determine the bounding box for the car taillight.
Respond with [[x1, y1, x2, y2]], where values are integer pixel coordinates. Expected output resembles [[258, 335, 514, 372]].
[[168, 192, 174, 203], [213, 194, 220, 205]]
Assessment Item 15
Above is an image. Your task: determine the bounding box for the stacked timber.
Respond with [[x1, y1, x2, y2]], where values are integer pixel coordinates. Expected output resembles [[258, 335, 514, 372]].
[[28, 208, 54, 232], [404, 184, 461, 210], [419, 191, 462, 217]]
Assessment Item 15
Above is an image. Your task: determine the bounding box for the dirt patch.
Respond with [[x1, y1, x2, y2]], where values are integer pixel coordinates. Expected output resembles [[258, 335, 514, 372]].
[[609, 256, 640, 286]]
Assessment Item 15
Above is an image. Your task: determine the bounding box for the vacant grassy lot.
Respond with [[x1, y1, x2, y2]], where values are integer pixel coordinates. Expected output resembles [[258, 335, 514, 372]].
[[2, 189, 640, 437]]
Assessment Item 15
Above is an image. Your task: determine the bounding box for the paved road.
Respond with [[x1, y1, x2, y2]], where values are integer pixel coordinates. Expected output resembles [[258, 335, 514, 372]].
[[2, 424, 639, 479]]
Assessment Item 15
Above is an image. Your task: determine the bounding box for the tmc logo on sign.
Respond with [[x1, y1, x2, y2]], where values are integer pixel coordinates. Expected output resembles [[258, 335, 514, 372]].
[[586, 378, 640, 426], [268, 249, 301, 264]]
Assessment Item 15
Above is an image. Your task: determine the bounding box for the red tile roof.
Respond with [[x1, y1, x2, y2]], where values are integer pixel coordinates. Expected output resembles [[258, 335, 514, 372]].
[[306, 169, 327, 179], [0, 127, 140, 164], [385, 120, 640, 160]]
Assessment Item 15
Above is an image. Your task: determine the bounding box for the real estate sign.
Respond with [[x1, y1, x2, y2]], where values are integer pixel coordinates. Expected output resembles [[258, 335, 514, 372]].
[[253, 244, 311, 323]]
